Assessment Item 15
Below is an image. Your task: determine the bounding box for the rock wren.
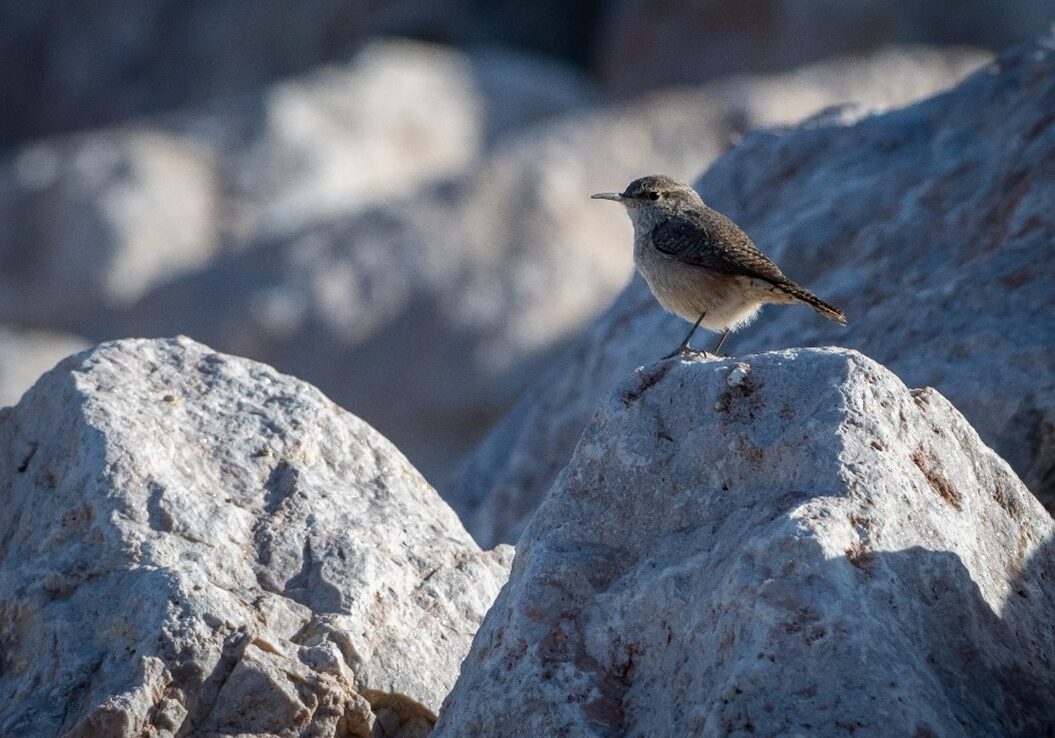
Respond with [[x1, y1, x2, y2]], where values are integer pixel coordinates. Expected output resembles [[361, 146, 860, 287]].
[[592, 175, 845, 358]]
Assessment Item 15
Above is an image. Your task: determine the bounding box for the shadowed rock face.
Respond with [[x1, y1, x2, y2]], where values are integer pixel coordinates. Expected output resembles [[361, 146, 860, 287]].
[[435, 348, 1055, 737], [0, 337, 511, 737], [448, 32, 1055, 546]]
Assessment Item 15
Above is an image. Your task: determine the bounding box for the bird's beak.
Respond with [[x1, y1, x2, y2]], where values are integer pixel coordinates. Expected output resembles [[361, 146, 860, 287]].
[[590, 192, 624, 202]]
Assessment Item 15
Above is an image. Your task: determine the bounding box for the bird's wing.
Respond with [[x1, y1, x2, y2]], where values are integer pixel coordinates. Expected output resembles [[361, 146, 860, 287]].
[[649, 209, 788, 285]]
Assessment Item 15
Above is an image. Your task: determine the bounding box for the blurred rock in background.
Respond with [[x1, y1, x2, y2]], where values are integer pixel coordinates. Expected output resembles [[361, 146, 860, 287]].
[[0, 327, 87, 406], [1, 0, 397, 146], [0, 129, 221, 326], [595, 0, 1055, 92], [4, 0, 1041, 147], [1, 0, 610, 147], [1, 0, 1048, 489]]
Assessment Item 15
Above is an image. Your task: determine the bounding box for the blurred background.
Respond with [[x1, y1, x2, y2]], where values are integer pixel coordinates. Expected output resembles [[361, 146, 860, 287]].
[[0, 0, 1050, 485]]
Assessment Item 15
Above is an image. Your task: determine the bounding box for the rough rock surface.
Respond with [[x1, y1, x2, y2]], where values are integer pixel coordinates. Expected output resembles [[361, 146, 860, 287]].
[[449, 34, 1055, 545], [98, 46, 986, 483], [435, 348, 1055, 736], [0, 327, 86, 407], [0, 337, 511, 737], [596, 0, 1053, 93]]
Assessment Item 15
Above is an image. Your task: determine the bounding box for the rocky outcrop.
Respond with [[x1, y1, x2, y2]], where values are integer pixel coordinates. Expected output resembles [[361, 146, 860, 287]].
[[596, 0, 1052, 93], [0, 337, 511, 737], [435, 348, 1055, 736], [449, 33, 1055, 545]]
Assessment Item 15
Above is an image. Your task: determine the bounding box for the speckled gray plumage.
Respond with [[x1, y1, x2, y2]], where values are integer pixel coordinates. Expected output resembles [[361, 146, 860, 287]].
[[648, 209, 787, 284], [603, 175, 846, 329]]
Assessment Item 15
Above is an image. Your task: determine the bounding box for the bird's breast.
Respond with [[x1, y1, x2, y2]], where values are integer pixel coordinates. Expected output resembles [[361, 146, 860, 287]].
[[634, 239, 763, 331]]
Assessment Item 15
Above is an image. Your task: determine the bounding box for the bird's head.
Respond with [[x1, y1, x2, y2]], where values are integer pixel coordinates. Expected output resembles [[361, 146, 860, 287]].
[[591, 175, 703, 226]]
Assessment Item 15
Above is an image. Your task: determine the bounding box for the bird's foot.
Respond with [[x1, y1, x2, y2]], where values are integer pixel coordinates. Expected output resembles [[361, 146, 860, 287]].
[[660, 347, 721, 361]]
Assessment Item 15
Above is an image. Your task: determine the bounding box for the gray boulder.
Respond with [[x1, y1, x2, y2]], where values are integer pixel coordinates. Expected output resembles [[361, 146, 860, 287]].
[[0, 39, 596, 334], [435, 348, 1055, 736], [0, 337, 511, 737], [449, 33, 1055, 545], [1, 31, 593, 331]]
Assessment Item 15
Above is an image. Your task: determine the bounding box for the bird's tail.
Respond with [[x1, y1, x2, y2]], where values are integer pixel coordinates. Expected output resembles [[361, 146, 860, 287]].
[[778, 281, 846, 325]]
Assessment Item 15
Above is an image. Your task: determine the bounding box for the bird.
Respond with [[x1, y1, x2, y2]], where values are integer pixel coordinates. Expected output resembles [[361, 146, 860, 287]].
[[592, 175, 845, 359]]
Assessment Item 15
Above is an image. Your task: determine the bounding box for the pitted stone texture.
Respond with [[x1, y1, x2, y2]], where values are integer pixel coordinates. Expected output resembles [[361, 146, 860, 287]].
[[449, 34, 1055, 545], [0, 337, 511, 737], [435, 349, 1055, 737]]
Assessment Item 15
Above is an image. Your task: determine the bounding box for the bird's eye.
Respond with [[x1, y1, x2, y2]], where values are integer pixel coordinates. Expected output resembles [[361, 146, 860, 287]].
[[647, 191, 660, 201]]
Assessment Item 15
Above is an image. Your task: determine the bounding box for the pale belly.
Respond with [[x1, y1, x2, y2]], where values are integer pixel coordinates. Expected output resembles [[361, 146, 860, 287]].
[[635, 244, 790, 332]]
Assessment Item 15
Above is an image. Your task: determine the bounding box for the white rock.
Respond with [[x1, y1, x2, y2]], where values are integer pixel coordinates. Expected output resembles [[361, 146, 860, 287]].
[[449, 34, 1055, 545], [435, 348, 1055, 736], [0, 337, 511, 737], [229, 40, 484, 237]]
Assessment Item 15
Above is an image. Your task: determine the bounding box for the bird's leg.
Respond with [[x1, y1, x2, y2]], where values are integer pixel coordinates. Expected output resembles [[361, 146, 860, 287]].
[[711, 330, 730, 356], [661, 311, 707, 360]]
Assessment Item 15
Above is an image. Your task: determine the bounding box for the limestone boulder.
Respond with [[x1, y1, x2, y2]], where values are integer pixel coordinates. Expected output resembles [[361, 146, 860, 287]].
[[0, 337, 511, 737], [211, 39, 599, 240], [435, 348, 1055, 736], [449, 33, 1055, 545]]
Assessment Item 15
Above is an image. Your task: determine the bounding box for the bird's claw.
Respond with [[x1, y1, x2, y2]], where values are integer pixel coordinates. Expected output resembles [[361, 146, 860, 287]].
[[661, 347, 722, 361]]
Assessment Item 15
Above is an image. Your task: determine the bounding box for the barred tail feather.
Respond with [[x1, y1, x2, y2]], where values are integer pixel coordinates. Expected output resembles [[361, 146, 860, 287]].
[[778, 281, 846, 325]]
